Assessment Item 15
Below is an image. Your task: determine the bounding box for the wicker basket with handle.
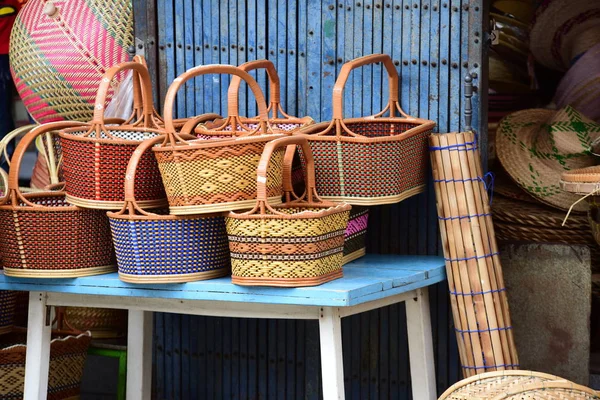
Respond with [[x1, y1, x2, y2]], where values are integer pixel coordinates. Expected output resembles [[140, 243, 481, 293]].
[[225, 136, 351, 287], [299, 54, 436, 206], [153, 64, 286, 215], [107, 136, 231, 283], [0, 123, 115, 278], [58, 60, 166, 210]]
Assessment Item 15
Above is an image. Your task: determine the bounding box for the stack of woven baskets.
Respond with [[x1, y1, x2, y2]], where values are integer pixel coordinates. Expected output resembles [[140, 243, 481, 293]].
[[0, 53, 434, 289]]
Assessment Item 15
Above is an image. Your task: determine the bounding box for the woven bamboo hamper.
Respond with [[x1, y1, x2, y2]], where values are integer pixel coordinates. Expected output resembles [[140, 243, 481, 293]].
[[153, 64, 286, 215], [439, 370, 600, 399], [107, 136, 231, 283], [58, 61, 166, 210], [0, 330, 92, 400], [0, 291, 17, 336], [59, 307, 127, 339], [0, 122, 115, 278], [226, 136, 351, 287], [343, 206, 369, 265], [299, 54, 436, 206]]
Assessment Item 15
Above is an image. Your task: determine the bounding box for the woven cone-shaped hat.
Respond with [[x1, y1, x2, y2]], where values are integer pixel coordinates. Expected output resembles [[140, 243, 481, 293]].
[[530, 0, 600, 71], [496, 105, 600, 212]]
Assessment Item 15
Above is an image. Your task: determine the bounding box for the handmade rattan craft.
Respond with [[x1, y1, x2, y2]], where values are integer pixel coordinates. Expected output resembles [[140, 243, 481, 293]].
[[0, 330, 92, 399], [0, 291, 17, 336], [107, 136, 231, 283], [299, 54, 436, 205], [58, 307, 127, 339], [153, 64, 286, 215], [430, 132, 518, 377], [343, 206, 369, 265], [439, 370, 600, 399], [0, 123, 115, 278], [226, 136, 351, 287], [58, 61, 166, 210]]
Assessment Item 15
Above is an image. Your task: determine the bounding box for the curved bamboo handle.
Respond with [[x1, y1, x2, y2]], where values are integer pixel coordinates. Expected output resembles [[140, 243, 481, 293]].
[[163, 65, 270, 135], [4, 121, 88, 207], [0, 124, 36, 167], [178, 113, 223, 137], [256, 135, 316, 204], [228, 59, 281, 112], [90, 62, 155, 127], [332, 54, 405, 120]]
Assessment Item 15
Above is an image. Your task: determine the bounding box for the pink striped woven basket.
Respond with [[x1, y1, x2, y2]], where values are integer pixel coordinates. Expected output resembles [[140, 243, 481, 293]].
[[9, 0, 133, 123]]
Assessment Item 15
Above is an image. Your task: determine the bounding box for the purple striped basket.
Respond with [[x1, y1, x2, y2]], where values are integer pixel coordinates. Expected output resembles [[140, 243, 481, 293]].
[[343, 206, 369, 265]]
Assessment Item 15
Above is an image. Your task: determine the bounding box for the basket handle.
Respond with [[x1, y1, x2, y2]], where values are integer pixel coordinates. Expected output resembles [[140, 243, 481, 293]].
[[228, 59, 282, 117], [162, 65, 270, 143], [177, 113, 224, 137], [0, 124, 37, 168], [256, 135, 317, 206], [1, 122, 88, 208], [332, 54, 411, 120], [125, 55, 164, 126], [89, 61, 158, 131]]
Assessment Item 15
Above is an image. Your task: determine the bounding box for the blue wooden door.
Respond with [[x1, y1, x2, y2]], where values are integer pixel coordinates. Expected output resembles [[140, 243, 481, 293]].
[[133, 0, 486, 398]]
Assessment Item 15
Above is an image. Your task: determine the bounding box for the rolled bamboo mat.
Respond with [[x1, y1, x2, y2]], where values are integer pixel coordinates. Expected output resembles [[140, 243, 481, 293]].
[[430, 131, 519, 378]]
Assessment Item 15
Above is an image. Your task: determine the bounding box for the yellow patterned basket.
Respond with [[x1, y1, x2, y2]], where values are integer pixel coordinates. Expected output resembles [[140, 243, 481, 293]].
[[153, 64, 286, 215], [225, 136, 351, 287]]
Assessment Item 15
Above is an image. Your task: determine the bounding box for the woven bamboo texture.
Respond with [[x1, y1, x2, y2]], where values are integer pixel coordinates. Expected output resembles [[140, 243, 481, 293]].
[[9, 0, 133, 123], [298, 54, 435, 206], [430, 131, 518, 377], [60, 307, 127, 339], [107, 136, 231, 283], [343, 206, 369, 265], [154, 64, 287, 215], [439, 370, 600, 399], [0, 291, 17, 336], [0, 331, 92, 399], [58, 59, 166, 210], [226, 136, 350, 287], [0, 122, 115, 278]]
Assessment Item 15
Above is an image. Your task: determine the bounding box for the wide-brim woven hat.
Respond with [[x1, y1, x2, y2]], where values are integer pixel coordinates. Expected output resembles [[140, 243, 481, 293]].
[[554, 41, 600, 123], [496, 105, 600, 212], [530, 0, 600, 71]]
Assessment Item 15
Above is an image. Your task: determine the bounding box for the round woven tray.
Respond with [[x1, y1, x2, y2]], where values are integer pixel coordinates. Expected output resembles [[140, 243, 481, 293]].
[[439, 370, 599, 399], [492, 194, 589, 230], [561, 165, 600, 195]]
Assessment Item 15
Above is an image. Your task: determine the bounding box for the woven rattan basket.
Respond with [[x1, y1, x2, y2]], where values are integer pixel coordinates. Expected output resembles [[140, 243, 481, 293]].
[[0, 330, 92, 399], [226, 136, 351, 287], [58, 61, 166, 210], [153, 64, 286, 215], [343, 205, 369, 265], [0, 123, 115, 278], [59, 307, 127, 339], [107, 136, 231, 283], [299, 54, 436, 206], [0, 291, 17, 336], [439, 370, 600, 399]]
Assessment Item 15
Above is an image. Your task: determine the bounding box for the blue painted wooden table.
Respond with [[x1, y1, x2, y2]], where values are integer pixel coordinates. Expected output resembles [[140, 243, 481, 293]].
[[0, 254, 445, 400]]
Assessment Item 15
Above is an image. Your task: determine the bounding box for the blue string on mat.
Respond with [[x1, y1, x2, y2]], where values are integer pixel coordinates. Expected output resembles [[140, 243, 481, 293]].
[[445, 252, 499, 262], [438, 212, 491, 221], [428, 133, 479, 152], [449, 288, 506, 296], [455, 326, 513, 334], [432, 171, 496, 205]]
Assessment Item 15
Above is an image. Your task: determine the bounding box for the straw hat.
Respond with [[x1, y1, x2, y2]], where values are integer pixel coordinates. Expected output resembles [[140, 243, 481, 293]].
[[496, 105, 600, 212], [554, 41, 600, 123], [530, 0, 600, 71]]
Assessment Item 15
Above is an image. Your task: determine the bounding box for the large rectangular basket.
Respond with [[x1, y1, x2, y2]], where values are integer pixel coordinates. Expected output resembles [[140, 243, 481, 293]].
[[226, 136, 351, 287], [299, 54, 435, 206]]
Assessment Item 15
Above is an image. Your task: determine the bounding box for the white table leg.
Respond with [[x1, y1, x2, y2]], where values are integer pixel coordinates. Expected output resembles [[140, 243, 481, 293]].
[[406, 288, 437, 400], [127, 310, 153, 400], [24, 292, 51, 400], [319, 307, 345, 400]]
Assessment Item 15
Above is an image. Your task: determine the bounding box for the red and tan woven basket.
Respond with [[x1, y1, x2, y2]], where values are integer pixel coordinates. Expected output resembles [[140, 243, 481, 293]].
[[58, 61, 166, 210], [56, 307, 127, 339], [0, 123, 115, 278], [0, 291, 17, 336], [0, 330, 92, 400], [226, 136, 351, 287], [153, 64, 286, 215], [299, 54, 436, 206]]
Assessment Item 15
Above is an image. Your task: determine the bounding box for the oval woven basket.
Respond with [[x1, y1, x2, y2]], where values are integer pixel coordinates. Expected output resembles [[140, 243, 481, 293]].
[[107, 136, 231, 283], [226, 136, 351, 287], [153, 64, 286, 215], [59, 307, 127, 339], [0, 291, 17, 336], [299, 54, 436, 206], [561, 165, 600, 196], [0, 330, 92, 400], [0, 122, 115, 278], [58, 60, 167, 210], [439, 370, 599, 399]]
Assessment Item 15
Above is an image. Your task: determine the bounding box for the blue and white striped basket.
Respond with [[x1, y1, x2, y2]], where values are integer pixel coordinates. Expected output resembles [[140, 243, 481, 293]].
[[107, 137, 231, 283]]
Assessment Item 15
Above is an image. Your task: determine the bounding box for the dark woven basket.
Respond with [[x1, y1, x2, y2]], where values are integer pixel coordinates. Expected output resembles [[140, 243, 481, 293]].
[[108, 137, 231, 283], [343, 206, 369, 265], [299, 54, 435, 206], [0, 291, 17, 335], [0, 123, 115, 278]]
